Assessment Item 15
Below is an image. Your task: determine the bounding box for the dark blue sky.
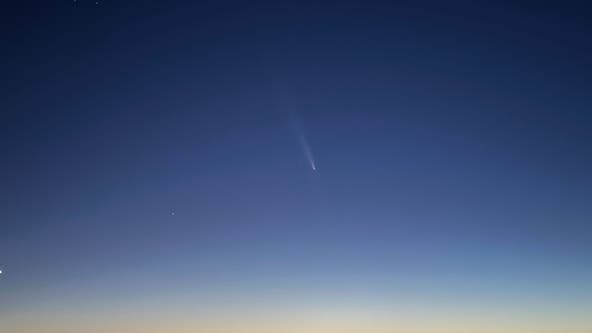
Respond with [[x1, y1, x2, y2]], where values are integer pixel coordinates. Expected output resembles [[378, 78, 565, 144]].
[[1, 1, 591, 331]]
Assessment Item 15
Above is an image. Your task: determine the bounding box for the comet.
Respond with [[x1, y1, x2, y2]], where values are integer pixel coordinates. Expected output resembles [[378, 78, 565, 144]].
[[289, 111, 317, 172], [298, 131, 317, 171]]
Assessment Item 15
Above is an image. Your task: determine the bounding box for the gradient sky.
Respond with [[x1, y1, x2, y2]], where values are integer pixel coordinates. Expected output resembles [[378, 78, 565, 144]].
[[2, 1, 592, 332]]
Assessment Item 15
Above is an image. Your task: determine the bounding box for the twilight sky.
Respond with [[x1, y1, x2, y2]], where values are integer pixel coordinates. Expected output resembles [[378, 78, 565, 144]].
[[2, 1, 591, 332]]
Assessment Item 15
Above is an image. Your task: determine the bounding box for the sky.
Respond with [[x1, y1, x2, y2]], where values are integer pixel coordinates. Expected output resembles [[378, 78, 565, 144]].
[[1, 1, 592, 332]]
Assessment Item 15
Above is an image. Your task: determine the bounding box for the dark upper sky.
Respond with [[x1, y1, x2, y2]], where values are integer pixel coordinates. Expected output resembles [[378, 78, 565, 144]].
[[1, 1, 591, 331]]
